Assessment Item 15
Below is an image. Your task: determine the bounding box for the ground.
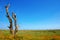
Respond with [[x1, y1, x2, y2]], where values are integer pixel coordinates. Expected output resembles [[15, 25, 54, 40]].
[[0, 30, 60, 40]]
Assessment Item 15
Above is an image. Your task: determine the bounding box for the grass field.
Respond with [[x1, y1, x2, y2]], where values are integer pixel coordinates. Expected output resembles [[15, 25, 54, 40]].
[[0, 30, 60, 40]]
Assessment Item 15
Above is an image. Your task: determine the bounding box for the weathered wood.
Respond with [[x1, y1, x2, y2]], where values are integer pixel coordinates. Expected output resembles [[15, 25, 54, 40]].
[[12, 12, 18, 35], [5, 4, 18, 37], [5, 5, 13, 34]]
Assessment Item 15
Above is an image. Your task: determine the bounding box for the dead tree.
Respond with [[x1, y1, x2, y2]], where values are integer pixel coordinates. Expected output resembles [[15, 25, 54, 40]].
[[12, 12, 18, 35], [5, 4, 13, 34], [5, 4, 18, 36]]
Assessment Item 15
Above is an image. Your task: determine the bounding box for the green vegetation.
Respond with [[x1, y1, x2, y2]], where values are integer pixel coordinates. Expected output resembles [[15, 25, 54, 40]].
[[0, 30, 60, 40]]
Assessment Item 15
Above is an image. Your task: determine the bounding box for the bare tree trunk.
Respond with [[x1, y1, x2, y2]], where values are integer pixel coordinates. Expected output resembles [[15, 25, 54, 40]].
[[5, 4, 18, 37], [5, 5, 13, 35], [12, 12, 18, 35]]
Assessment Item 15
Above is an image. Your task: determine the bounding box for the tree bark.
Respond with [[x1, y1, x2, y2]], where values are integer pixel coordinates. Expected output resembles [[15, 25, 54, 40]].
[[5, 5, 13, 35], [12, 12, 18, 35]]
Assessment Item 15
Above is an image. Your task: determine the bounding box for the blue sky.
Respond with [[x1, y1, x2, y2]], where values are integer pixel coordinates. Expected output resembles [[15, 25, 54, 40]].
[[0, 0, 60, 30]]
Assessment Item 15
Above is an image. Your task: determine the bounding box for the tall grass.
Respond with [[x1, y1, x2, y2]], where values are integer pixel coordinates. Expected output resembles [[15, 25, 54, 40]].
[[0, 30, 60, 40]]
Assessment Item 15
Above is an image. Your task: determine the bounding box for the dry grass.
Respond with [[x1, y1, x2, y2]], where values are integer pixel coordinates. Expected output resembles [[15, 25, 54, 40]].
[[0, 30, 60, 40]]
